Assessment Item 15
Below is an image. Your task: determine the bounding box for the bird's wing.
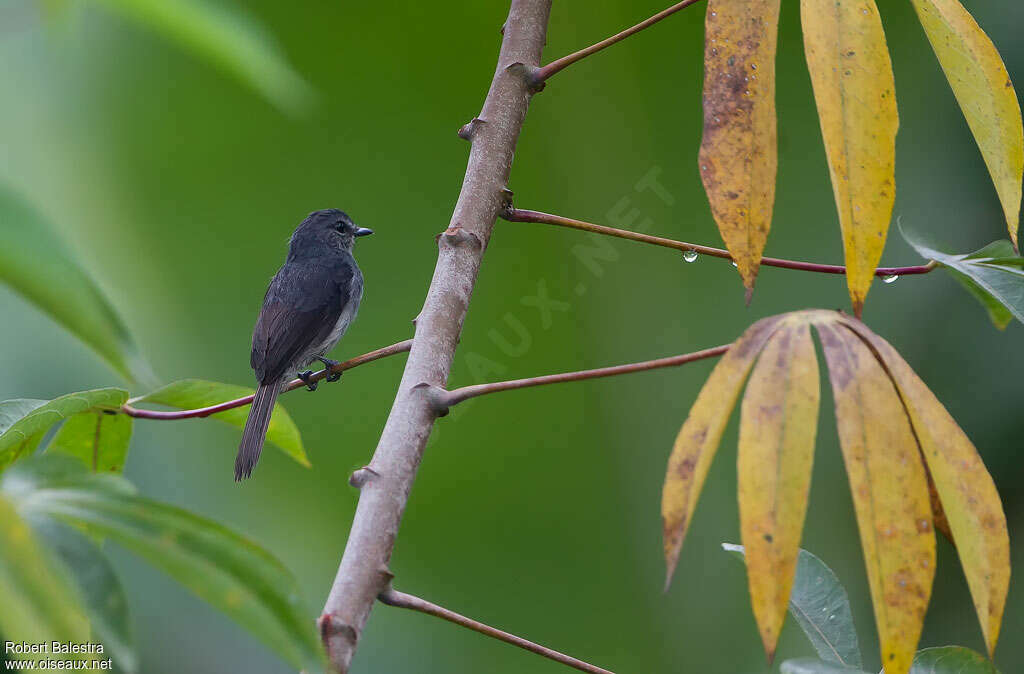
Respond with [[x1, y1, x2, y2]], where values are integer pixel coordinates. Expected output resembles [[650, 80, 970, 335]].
[[250, 261, 352, 383]]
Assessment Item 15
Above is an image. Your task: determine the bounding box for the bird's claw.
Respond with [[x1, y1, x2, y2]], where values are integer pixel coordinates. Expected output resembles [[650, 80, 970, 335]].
[[298, 370, 318, 392], [316, 357, 342, 383]]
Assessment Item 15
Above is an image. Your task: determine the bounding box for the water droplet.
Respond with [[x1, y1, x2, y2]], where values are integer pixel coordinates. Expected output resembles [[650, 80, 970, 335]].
[[711, 10, 717, 16], [828, 614, 836, 622], [751, 63, 757, 70], [882, 274, 899, 284], [701, 165, 708, 171], [731, 261, 738, 267], [683, 249, 699, 263]]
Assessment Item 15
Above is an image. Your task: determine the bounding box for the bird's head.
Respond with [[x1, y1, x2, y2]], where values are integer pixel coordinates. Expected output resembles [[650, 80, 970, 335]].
[[288, 209, 373, 258]]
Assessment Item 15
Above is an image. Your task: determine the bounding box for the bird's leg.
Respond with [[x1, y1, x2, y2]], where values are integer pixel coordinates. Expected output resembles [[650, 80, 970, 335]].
[[316, 356, 342, 383], [298, 370, 318, 392]]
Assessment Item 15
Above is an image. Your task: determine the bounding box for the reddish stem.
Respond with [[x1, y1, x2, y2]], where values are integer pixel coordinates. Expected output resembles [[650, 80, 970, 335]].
[[504, 208, 937, 277], [121, 340, 413, 420], [439, 343, 730, 408], [379, 588, 615, 674], [535, 0, 706, 82]]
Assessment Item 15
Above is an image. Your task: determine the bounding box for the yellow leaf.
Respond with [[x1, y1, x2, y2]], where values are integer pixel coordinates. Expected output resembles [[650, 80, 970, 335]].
[[839, 316, 1010, 655], [910, 0, 1023, 246], [816, 322, 934, 674], [662, 315, 783, 587], [800, 0, 898, 315], [699, 0, 782, 297], [738, 321, 819, 660]]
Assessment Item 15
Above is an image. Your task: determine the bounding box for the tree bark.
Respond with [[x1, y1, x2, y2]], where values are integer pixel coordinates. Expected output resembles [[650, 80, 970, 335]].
[[318, 2, 553, 670]]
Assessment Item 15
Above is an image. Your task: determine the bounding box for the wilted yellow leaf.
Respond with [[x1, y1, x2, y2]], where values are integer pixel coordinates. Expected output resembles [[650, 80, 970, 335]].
[[662, 315, 783, 587], [816, 322, 935, 674], [910, 0, 1023, 246], [800, 0, 898, 315], [839, 317, 1010, 656], [699, 0, 781, 297], [737, 321, 819, 660]]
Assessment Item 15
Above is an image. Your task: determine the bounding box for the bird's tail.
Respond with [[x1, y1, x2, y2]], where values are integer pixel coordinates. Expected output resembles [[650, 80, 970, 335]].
[[235, 383, 279, 481]]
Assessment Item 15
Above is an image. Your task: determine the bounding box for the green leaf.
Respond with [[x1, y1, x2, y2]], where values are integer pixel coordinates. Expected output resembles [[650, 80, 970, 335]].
[[136, 379, 308, 466], [0, 187, 152, 383], [48, 411, 134, 473], [30, 518, 137, 673], [907, 647, 1001, 674], [90, 0, 314, 113], [4, 458, 326, 672], [0, 389, 128, 470], [901, 225, 1024, 329], [0, 494, 90, 662], [782, 658, 870, 674], [723, 543, 863, 668]]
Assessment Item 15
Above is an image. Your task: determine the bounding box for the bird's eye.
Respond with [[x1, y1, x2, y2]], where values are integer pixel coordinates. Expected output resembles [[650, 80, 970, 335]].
[[335, 222, 346, 231]]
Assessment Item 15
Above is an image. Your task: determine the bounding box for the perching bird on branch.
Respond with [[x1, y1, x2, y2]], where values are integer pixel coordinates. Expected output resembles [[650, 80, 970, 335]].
[[236, 209, 373, 480]]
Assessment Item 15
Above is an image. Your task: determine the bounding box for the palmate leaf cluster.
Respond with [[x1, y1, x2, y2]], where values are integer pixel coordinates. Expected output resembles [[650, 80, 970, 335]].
[[663, 311, 1009, 674]]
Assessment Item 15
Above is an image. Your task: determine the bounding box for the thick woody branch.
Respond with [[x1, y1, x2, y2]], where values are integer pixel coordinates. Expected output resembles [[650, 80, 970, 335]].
[[431, 344, 730, 413], [119, 340, 413, 420], [534, 0, 705, 83], [378, 588, 615, 674], [318, 3, 553, 671], [504, 208, 938, 277]]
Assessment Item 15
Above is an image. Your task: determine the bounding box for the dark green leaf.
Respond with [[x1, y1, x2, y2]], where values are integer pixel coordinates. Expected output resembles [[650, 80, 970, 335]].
[[48, 411, 134, 473], [4, 458, 325, 672], [0, 187, 152, 382], [136, 379, 308, 466], [908, 647, 1000, 674], [781, 658, 869, 674], [31, 519, 137, 673], [723, 543, 863, 668], [901, 225, 1024, 329], [91, 0, 314, 113], [0, 494, 90, 662], [0, 389, 128, 470]]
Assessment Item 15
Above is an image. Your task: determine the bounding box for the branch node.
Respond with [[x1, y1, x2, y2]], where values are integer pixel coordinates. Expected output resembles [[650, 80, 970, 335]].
[[457, 117, 487, 141], [499, 187, 515, 215], [412, 382, 451, 417], [437, 224, 483, 250], [505, 62, 545, 93], [348, 466, 379, 489], [317, 613, 357, 646]]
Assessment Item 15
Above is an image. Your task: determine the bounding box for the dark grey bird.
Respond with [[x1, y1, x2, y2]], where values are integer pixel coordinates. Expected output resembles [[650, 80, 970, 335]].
[[236, 209, 373, 480]]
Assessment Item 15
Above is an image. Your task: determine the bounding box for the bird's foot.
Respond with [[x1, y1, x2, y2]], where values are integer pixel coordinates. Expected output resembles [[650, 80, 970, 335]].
[[298, 370, 318, 391], [316, 357, 342, 383]]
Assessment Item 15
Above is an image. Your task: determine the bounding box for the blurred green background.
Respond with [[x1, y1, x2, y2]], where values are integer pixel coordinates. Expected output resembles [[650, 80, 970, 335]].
[[1, 0, 1021, 672]]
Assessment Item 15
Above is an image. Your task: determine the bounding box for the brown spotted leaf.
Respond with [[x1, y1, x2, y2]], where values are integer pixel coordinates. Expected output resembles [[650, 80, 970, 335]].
[[738, 320, 820, 661], [838, 316, 1009, 656], [816, 321, 934, 674], [662, 315, 783, 587], [800, 0, 898, 315], [699, 0, 781, 297]]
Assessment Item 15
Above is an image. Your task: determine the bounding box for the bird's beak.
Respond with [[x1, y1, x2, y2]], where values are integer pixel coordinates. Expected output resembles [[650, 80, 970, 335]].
[[354, 227, 374, 237]]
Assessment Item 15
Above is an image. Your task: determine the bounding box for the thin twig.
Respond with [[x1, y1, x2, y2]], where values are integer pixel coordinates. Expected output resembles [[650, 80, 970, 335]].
[[120, 340, 413, 420], [504, 208, 938, 277], [379, 588, 615, 674], [439, 343, 730, 409], [535, 0, 705, 82]]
